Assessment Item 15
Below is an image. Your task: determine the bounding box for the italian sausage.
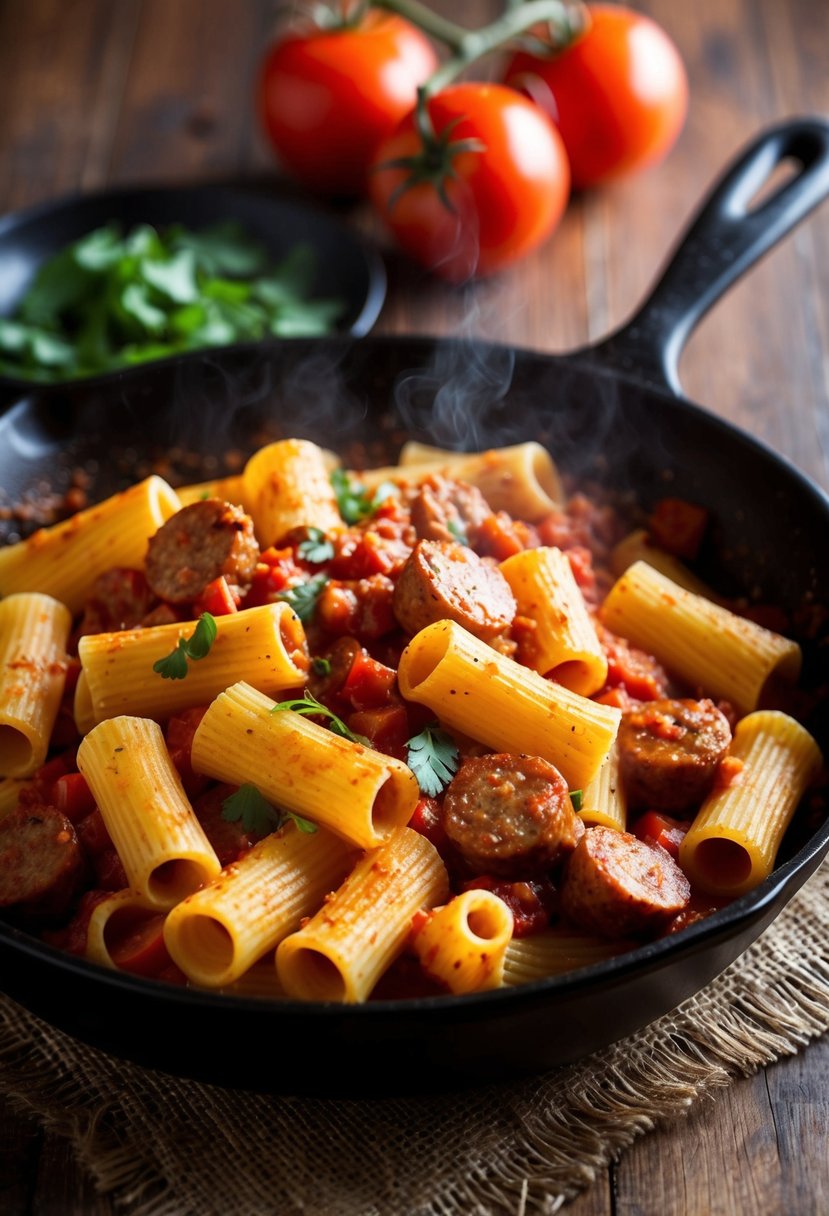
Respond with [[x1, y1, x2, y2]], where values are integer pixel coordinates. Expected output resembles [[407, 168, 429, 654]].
[[410, 475, 493, 545], [0, 804, 85, 916], [443, 753, 583, 878], [392, 539, 516, 640], [145, 498, 260, 604], [617, 697, 732, 813], [560, 824, 691, 938]]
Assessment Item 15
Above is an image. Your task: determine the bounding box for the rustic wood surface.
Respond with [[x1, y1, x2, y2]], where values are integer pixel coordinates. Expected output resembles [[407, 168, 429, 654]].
[[1, 0, 828, 1212]]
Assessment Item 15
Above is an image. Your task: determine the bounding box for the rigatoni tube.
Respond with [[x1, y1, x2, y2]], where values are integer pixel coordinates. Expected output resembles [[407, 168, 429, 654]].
[[0, 476, 180, 614], [397, 620, 620, 789], [190, 681, 420, 848], [599, 561, 801, 715], [163, 824, 357, 988], [276, 827, 449, 1003], [78, 602, 309, 725], [412, 889, 513, 994], [243, 438, 343, 547], [77, 716, 221, 910], [0, 592, 71, 777], [679, 710, 822, 897]]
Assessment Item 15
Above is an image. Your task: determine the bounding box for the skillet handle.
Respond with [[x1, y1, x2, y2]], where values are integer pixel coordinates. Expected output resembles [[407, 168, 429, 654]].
[[585, 117, 829, 396]]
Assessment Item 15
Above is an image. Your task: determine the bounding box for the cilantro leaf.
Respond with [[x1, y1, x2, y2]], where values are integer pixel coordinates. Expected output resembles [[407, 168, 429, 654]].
[[570, 789, 584, 812], [221, 783, 317, 837], [330, 468, 399, 524], [152, 612, 217, 679], [297, 527, 334, 564], [312, 656, 332, 676], [275, 572, 328, 623], [406, 725, 460, 797], [272, 691, 370, 746]]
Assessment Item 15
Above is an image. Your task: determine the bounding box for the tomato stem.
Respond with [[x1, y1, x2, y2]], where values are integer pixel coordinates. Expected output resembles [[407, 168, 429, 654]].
[[372, 0, 584, 93]]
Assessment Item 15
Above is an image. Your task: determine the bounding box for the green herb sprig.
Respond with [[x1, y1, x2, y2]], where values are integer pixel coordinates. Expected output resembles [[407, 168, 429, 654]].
[[221, 783, 317, 837], [297, 527, 335, 564], [330, 468, 398, 525], [152, 613, 217, 680], [275, 572, 329, 623], [272, 691, 370, 746], [406, 724, 460, 797]]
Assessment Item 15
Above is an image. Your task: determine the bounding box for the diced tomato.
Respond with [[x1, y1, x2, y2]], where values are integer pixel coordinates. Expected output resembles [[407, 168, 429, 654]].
[[165, 706, 211, 797], [105, 912, 171, 977], [316, 575, 397, 642], [462, 875, 558, 937], [341, 649, 397, 710], [348, 705, 410, 760], [243, 547, 304, 607], [94, 847, 129, 891], [647, 497, 708, 560], [76, 808, 114, 857], [597, 624, 671, 702], [408, 796, 449, 851], [28, 749, 77, 801], [192, 575, 239, 617], [331, 527, 411, 579], [52, 772, 97, 823], [474, 511, 536, 561], [631, 810, 691, 860]]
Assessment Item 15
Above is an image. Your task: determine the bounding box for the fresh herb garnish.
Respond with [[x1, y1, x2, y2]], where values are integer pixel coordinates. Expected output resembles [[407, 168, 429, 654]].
[[311, 656, 332, 677], [570, 789, 584, 812], [275, 573, 328, 623], [330, 468, 398, 525], [297, 527, 334, 564], [272, 691, 370, 746], [152, 613, 217, 680], [221, 783, 317, 837], [0, 222, 345, 383], [406, 724, 460, 797], [446, 517, 468, 545]]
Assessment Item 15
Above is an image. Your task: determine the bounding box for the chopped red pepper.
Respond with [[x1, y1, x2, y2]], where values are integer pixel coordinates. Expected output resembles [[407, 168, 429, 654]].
[[52, 772, 97, 823], [341, 649, 397, 710], [192, 575, 239, 617], [631, 810, 691, 860]]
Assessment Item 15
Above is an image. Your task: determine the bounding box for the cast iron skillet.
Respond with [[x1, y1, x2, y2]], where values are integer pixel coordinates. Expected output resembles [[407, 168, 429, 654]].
[[1, 120, 829, 1098]]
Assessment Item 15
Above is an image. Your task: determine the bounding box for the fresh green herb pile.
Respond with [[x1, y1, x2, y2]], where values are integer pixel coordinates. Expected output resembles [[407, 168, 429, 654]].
[[0, 220, 345, 382]]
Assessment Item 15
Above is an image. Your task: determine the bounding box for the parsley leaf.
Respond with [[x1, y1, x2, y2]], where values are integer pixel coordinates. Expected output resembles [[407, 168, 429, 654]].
[[330, 468, 398, 525], [221, 783, 317, 837], [297, 527, 334, 564], [312, 656, 332, 677], [275, 572, 328, 623], [272, 691, 370, 746], [152, 612, 217, 680], [406, 725, 460, 797], [570, 789, 584, 812]]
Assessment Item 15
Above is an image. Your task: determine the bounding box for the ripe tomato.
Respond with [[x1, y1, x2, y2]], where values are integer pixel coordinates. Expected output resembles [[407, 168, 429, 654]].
[[502, 5, 688, 189], [257, 12, 438, 197], [368, 83, 570, 281]]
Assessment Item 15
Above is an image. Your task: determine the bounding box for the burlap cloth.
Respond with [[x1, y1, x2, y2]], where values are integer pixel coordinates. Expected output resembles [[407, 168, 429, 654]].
[[3, 861, 829, 1216]]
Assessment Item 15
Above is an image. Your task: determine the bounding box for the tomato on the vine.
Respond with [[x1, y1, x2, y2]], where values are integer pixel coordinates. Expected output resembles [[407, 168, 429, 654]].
[[502, 5, 688, 189], [257, 12, 438, 197], [368, 82, 570, 281]]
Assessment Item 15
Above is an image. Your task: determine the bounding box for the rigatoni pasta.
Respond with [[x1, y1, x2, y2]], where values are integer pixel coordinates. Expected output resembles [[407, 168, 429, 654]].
[[411, 889, 514, 994], [0, 592, 72, 777]]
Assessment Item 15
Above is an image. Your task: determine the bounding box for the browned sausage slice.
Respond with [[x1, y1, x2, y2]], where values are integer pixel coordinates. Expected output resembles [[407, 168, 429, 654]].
[[560, 825, 690, 938], [410, 475, 493, 544], [617, 697, 732, 813], [0, 804, 84, 916], [392, 539, 516, 640], [443, 753, 583, 878], [145, 498, 260, 604]]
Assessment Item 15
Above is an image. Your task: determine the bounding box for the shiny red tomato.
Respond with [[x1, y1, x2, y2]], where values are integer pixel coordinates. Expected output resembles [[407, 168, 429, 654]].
[[368, 83, 570, 281], [502, 5, 688, 189], [257, 12, 438, 197]]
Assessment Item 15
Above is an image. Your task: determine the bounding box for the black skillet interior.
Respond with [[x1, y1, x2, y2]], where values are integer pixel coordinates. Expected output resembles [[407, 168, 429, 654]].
[[1, 120, 829, 1097]]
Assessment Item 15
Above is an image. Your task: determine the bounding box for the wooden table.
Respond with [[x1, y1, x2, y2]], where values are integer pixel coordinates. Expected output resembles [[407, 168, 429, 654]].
[[1, 1, 828, 1212]]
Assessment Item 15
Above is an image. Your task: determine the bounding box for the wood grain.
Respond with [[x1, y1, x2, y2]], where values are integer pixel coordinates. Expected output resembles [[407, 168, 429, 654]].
[[0, 0, 828, 1212]]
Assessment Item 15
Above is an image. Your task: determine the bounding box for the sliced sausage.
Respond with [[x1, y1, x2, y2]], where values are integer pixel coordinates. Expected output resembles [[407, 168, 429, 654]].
[[0, 804, 85, 917], [443, 753, 583, 878], [410, 475, 493, 545], [393, 539, 516, 640], [145, 498, 260, 604], [618, 697, 732, 813], [560, 824, 690, 938]]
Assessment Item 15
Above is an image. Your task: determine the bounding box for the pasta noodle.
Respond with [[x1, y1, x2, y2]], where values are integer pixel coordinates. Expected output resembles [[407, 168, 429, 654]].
[[600, 560, 802, 715], [243, 438, 343, 546], [191, 681, 420, 849], [276, 827, 449, 1002], [397, 619, 620, 789], [411, 889, 514, 994], [0, 592, 72, 777]]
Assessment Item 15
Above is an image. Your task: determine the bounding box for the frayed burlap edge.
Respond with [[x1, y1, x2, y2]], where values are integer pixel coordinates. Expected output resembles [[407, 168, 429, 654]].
[[2, 860, 829, 1216]]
